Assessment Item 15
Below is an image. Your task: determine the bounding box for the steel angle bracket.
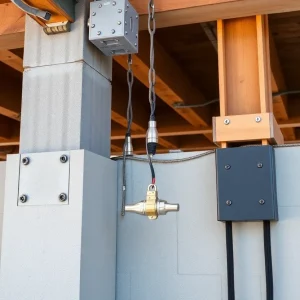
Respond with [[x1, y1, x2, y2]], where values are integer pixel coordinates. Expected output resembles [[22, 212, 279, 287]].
[[216, 146, 278, 222]]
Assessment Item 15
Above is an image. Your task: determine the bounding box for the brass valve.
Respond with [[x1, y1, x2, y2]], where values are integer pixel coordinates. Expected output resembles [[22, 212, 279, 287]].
[[125, 185, 180, 220]]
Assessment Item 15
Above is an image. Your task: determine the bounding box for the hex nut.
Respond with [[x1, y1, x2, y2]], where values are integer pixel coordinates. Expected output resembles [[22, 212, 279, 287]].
[[60, 155, 68, 163], [22, 157, 30, 165], [59, 193, 68, 202], [19, 194, 28, 203]]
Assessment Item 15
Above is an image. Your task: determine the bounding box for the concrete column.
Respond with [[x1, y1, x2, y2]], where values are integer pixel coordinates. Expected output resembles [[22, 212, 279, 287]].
[[20, 0, 112, 157], [0, 1, 116, 300]]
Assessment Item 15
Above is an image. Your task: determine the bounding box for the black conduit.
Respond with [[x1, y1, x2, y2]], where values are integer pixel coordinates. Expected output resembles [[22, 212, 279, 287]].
[[226, 221, 235, 300], [263, 220, 274, 300]]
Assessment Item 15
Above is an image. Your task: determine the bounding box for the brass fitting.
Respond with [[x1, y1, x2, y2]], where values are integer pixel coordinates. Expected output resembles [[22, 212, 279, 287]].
[[125, 185, 180, 220]]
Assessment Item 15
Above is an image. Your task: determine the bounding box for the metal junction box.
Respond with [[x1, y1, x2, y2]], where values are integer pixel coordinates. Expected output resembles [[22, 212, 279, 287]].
[[89, 0, 139, 56], [216, 146, 278, 222]]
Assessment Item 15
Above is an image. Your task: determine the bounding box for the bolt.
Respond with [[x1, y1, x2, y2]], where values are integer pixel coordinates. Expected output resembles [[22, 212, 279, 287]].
[[225, 164, 231, 170], [136, 34, 138, 38], [19, 194, 28, 203], [226, 200, 232, 206], [125, 31, 128, 35], [257, 163, 263, 168], [92, 12, 96, 16], [91, 24, 95, 28], [22, 157, 30, 165], [259, 199, 265, 205], [136, 15, 139, 19], [60, 155, 68, 163], [111, 29, 115, 34], [134, 43, 137, 46], [99, 4, 102, 8], [59, 193, 67, 202], [224, 119, 230, 125], [117, 21, 122, 25], [112, 1, 116, 5], [118, 9, 122, 13], [255, 116, 262, 123], [97, 31, 101, 35]]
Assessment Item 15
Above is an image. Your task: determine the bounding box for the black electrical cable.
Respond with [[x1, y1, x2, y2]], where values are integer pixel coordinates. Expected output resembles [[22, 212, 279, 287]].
[[263, 220, 274, 300], [226, 221, 235, 300], [174, 90, 300, 109]]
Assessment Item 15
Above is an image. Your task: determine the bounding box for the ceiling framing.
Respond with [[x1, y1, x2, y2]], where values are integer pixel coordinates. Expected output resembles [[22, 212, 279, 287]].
[[1, 1, 300, 159]]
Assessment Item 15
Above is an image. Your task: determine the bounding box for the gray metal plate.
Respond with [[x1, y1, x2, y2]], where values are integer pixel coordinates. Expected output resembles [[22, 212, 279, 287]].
[[18, 151, 70, 206], [216, 146, 278, 221]]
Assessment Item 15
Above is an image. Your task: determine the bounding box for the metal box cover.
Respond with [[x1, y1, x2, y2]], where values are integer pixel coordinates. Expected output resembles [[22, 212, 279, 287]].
[[89, 0, 139, 56], [216, 146, 278, 222]]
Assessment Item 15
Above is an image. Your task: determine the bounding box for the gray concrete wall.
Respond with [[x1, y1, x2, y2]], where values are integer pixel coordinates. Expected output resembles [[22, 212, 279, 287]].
[[116, 147, 300, 300], [0, 163, 5, 266]]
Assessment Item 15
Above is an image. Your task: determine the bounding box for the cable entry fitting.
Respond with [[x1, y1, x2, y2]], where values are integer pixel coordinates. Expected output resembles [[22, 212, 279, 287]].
[[12, 0, 51, 21]]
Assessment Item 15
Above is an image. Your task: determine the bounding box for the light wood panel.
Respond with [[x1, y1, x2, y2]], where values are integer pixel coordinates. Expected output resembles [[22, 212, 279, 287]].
[[0, 50, 23, 72], [0, 3, 25, 50]]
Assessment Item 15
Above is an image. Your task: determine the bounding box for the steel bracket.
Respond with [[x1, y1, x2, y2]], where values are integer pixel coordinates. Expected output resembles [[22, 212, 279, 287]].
[[216, 146, 278, 222]]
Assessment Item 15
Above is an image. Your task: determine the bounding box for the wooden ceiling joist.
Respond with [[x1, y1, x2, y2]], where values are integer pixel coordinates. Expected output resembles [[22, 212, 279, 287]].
[[133, 0, 300, 29], [0, 3, 25, 50], [114, 33, 213, 142], [0, 50, 23, 72], [269, 34, 295, 141]]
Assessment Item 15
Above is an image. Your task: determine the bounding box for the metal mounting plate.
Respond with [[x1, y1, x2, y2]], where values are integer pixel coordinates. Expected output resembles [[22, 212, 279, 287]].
[[18, 151, 70, 206], [216, 146, 278, 221]]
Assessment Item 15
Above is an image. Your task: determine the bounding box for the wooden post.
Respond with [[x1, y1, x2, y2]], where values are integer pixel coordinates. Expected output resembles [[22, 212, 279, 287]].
[[214, 16, 283, 147]]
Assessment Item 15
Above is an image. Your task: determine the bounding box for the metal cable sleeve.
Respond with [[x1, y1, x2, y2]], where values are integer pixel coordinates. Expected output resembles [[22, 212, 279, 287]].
[[264, 221, 274, 300], [226, 221, 235, 300]]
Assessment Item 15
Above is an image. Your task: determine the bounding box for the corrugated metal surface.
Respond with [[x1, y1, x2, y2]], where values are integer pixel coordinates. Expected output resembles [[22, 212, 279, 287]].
[[23, 0, 112, 81], [20, 61, 111, 157]]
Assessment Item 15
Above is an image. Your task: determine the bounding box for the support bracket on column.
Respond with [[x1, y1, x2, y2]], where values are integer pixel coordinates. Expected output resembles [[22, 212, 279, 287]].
[[216, 146, 278, 222], [213, 112, 283, 145]]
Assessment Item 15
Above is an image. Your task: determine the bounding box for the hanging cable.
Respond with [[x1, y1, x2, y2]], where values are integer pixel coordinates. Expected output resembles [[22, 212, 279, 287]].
[[264, 221, 274, 300], [146, 0, 158, 184], [226, 221, 235, 300], [121, 55, 134, 216]]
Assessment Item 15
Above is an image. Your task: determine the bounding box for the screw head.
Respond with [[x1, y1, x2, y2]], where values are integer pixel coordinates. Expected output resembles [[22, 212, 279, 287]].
[[225, 164, 231, 170], [125, 31, 128, 35], [91, 24, 95, 28], [226, 200, 232, 206], [118, 9, 122, 13], [136, 34, 138, 38], [60, 155, 68, 163], [117, 21, 122, 25], [22, 157, 30, 165], [92, 12, 96, 16], [59, 193, 67, 202], [257, 163, 263, 168], [134, 43, 137, 46], [111, 29, 115, 34], [99, 4, 102, 8], [259, 199, 265, 205], [136, 15, 139, 19], [224, 119, 230, 125], [97, 31, 101, 35], [19, 194, 28, 203], [112, 1, 116, 5], [255, 116, 262, 123]]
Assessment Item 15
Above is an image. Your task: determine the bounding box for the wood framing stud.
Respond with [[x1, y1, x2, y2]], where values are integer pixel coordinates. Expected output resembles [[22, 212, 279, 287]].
[[0, 50, 23, 72]]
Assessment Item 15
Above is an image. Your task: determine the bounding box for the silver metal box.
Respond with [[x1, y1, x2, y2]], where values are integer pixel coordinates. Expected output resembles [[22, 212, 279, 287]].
[[89, 0, 139, 56]]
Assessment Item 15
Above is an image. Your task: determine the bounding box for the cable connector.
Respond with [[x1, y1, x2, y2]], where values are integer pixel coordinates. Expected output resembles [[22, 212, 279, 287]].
[[125, 133, 134, 156], [146, 120, 158, 155]]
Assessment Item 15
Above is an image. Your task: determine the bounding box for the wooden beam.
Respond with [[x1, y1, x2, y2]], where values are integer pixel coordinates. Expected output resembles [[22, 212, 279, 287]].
[[215, 16, 283, 145], [0, 136, 19, 146], [0, 50, 23, 72], [114, 33, 213, 142], [133, 0, 300, 29], [269, 34, 296, 141], [0, 76, 22, 121], [0, 3, 25, 50]]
